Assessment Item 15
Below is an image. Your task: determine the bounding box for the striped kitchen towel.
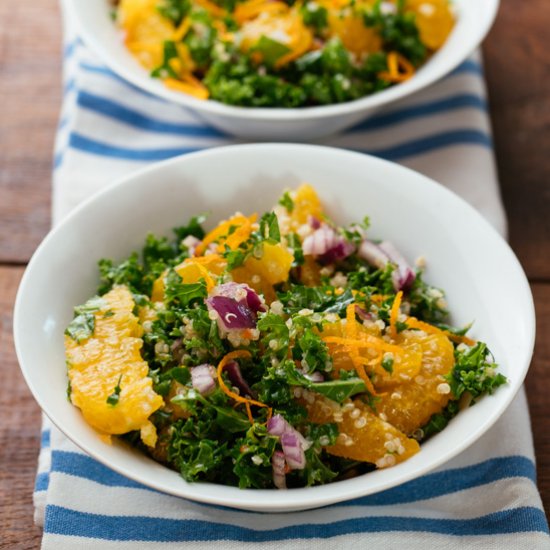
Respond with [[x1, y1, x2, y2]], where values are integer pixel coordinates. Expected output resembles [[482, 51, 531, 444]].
[[33, 2, 549, 548]]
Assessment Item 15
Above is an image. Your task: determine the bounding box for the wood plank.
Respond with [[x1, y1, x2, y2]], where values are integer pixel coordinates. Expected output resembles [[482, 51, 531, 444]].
[[0, 267, 43, 548], [483, 0, 550, 280], [526, 284, 550, 510], [0, 0, 61, 264]]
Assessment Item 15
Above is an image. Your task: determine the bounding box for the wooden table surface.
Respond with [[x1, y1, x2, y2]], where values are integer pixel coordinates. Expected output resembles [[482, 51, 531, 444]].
[[1, 1, 549, 547]]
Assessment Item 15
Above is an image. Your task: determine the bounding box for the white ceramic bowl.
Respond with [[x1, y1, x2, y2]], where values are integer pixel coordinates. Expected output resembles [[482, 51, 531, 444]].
[[14, 144, 533, 511], [68, 0, 499, 139]]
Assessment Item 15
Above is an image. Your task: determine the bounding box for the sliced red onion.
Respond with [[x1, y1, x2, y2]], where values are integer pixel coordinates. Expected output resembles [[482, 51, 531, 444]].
[[267, 414, 310, 470], [319, 239, 355, 265], [281, 432, 306, 470], [243, 286, 266, 314], [308, 215, 322, 230], [182, 235, 201, 256], [302, 225, 337, 256], [378, 241, 416, 291], [272, 450, 287, 489], [355, 305, 373, 322], [207, 295, 256, 330], [302, 224, 355, 265], [267, 414, 288, 436], [358, 240, 416, 291], [224, 361, 256, 398], [358, 240, 390, 270], [207, 283, 267, 333], [191, 364, 216, 395], [268, 415, 311, 450]]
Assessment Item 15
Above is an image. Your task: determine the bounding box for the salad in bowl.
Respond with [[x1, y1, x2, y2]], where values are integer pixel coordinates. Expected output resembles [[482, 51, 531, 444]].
[[64, 184, 506, 489], [113, 0, 455, 107]]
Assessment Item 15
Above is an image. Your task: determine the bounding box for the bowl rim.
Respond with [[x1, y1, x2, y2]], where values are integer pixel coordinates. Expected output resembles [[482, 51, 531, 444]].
[[13, 143, 534, 511], [66, 0, 500, 122]]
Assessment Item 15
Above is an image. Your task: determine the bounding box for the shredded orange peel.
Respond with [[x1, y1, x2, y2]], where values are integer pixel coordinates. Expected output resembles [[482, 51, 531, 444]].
[[389, 290, 403, 339], [379, 51, 415, 83], [195, 213, 257, 256], [195, 0, 228, 17], [405, 317, 476, 347], [234, 0, 288, 23], [217, 350, 272, 423], [173, 17, 192, 41]]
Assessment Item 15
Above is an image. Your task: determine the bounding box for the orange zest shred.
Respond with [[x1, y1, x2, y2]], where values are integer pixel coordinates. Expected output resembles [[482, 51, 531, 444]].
[[344, 304, 377, 394], [195, 214, 256, 256], [188, 253, 224, 265], [325, 309, 407, 397], [379, 51, 415, 83], [217, 351, 272, 424], [173, 17, 191, 41], [194, 0, 228, 17], [234, 0, 287, 23], [323, 335, 404, 355], [389, 291, 403, 339], [406, 317, 477, 347], [275, 28, 312, 68]]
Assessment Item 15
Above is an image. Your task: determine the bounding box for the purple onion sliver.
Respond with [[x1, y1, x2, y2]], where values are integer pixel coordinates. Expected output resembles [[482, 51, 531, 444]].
[[191, 364, 216, 395], [302, 225, 337, 256], [207, 295, 256, 330], [318, 239, 355, 265], [379, 241, 416, 291], [358, 240, 390, 269], [224, 361, 256, 398], [308, 215, 322, 230], [244, 287, 266, 314], [355, 305, 373, 322], [267, 414, 287, 436], [272, 451, 287, 489], [281, 432, 306, 470]]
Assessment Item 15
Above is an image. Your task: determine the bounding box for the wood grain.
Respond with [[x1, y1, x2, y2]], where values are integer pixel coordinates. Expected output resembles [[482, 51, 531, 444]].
[[0, 267, 43, 549], [483, 0, 550, 280], [529, 285, 550, 505], [0, 0, 61, 264]]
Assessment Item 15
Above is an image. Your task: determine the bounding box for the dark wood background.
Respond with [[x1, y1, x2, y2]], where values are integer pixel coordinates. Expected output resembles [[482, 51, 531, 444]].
[[1, 0, 549, 546]]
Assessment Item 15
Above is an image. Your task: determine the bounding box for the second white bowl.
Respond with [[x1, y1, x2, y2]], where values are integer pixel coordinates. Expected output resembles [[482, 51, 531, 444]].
[[68, 0, 499, 139]]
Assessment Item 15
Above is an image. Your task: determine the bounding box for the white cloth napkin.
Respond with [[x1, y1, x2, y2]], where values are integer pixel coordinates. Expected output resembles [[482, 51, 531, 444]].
[[33, 3, 549, 548]]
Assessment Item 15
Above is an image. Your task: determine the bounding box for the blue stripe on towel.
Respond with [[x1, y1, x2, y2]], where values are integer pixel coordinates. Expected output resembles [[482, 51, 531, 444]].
[[66, 128, 490, 162], [68, 132, 202, 160], [35, 472, 50, 492], [50, 451, 535, 508], [76, 90, 226, 137], [349, 93, 487, 132], [44, 505, 549, 541]]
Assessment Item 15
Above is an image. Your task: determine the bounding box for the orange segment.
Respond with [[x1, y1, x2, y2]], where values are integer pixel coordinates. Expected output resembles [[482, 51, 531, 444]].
[[304, 393, 419, 466], [327, 10, 382, 57], [287, 184, 324, 231], [231, 242, 293, 302], [151, 255, 227, 302], [375, 330, 455, 435], [118, 0, 175, 70], [405, 0, 455, 50], [65, 286, 163, 446], [239, 9, 313, 67]]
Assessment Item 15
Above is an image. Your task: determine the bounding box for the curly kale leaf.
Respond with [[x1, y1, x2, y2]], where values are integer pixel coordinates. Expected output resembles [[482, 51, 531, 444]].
[[448, 342, 507, 401], [277, 284, 354, 315]]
